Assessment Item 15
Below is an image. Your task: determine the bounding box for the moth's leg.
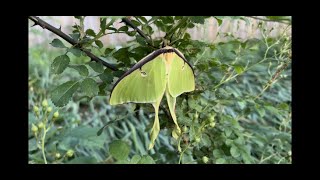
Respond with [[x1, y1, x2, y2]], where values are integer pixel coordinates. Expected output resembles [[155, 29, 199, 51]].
[[139, 67, 147, 77], [182, 61, 186, 70]]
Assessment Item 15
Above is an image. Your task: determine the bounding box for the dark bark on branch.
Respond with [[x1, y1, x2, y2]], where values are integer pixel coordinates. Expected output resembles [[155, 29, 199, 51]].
[[28, 16, 118, 71], [121, 17, 156, 48]]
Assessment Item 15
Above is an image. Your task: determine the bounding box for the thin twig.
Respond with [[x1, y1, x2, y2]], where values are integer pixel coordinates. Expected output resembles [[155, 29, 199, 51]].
[[245, 16, 290, 25], [28, 16, 118, 71], [121, 17, 156, 49]]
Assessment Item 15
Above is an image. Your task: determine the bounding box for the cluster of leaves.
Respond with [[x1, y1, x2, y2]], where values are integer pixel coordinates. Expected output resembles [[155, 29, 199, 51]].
[[29, 16, 291, 164]]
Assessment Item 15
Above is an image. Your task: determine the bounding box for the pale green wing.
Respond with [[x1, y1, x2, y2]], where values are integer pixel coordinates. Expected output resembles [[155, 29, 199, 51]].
[[148, 98, 162, 150], [109, 54, 166, 105], [167, 51, 195, 97], [165, 49, 195, 143], [165, 86, 181, 140], [109, 52, 166, 150]]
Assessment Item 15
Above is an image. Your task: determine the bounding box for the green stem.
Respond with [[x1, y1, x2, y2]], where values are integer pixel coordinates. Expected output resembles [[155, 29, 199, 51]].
[[86, 19, 116, 45], [178, 143, 191, 164], [41, 124, 48, 164], [165, 17, 188, 39]]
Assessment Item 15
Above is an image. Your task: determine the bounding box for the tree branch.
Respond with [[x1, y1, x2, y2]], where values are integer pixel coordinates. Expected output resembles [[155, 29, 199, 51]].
[[245, 16, 290, 25], [28, 16, 118, 71], [121, 17, 156, 48]]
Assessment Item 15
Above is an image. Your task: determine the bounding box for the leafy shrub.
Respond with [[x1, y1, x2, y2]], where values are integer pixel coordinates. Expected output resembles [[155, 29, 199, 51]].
[[28, 16, 291, 164]]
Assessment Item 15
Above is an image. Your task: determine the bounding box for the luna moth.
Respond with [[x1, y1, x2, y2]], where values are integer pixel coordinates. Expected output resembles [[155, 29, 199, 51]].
[[109, 46, 195, 149]]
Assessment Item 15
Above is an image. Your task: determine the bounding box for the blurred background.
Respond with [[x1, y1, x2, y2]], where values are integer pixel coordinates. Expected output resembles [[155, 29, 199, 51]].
[[29, 16, 289, 46]]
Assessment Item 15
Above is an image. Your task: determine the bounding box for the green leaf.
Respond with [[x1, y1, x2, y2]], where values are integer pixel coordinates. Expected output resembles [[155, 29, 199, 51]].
[[188, 98, 202, 112], [130, 46, 151, 60], [187, 23, 195, 28], [98, 83, 107, 96], [106, 26, 117, 31], [278, 103, 289, 111], [242, 153, 253, 164], [109, 140, 130, 160], [67, 157, 98, 164], [234, 65, 244, 74], [136, 16, 148, 23], [60, 126, 107, 149], [130, 155, 142, 164], [160, 16, 174, 24], [95, 40, 103, 49], [51, 55, 70, 74], [85, 29, 96, 36], [28, 112, 36, 137], [136, 35, 146, 45], [99, 69, 113, 84], [137, 155, 155, 164], [112, 70, 125, 78], [256, 106, 266, 117], [126, 31, 137, 36], [88, 61, 104, 73], [118, 26, 128, 32], [81, 78, 99, 97], [189, 16, 205, 24], [69, 65, 89, 76], [50, 38, 67, 48], [225, 128, 232, 137], [100, 17, 107, 31], [69, 33, 80, 41], [104, 48, 114, 56], [51, 81, 80, 107], [142, 25, 153, 34], [214, 17, 223, 26], [230, 146, 240, 158], [68, 48, 82, 57], [29, 139, 37, 152], [213, 149, 223, 158], [131, 20, 140, 26], [201, 134, 211, 147], [216, 158, 226, 164], [113, 47, 132, 65]]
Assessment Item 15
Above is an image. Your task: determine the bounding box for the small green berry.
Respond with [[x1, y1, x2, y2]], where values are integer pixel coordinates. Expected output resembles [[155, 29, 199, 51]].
[[38, 122, 44, 129], [53, 111, 59, 118], [210, 122, 216, 128], [194, 112, 199, 120], [209, 114, 215, 123], [202, 156, 209, 164], [66, 149, 74, 157], [182, 126, 188, 133], [42, 99, 48, 108], [33, 106, 39, 113], [55, 153, 61, 159], [195, 137, 201, 143], [47, 107, 52, 113], [31, 123, 38, 133]]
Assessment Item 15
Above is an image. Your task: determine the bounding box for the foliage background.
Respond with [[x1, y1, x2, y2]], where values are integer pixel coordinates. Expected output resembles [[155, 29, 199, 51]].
[[28, 16, 291, 164]]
